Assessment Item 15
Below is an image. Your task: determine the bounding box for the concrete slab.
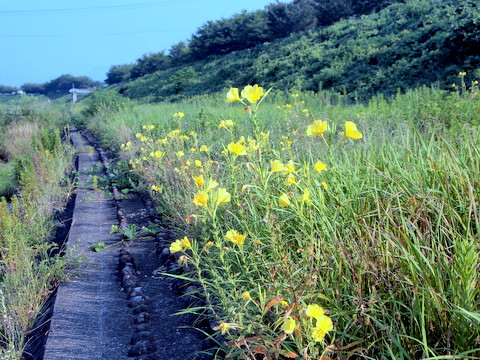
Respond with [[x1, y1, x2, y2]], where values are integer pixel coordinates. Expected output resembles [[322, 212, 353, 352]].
[[43, 130, 132, 360]]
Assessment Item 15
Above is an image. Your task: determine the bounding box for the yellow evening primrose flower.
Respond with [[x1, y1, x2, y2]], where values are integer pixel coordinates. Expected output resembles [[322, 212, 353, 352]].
[[300, 188, 312, 203], [227, 141, 247, 156], [321, 182, 329, 190], [215, 322, 240, 334], [206, 179, 219, 192], [193, 175, 204, 187], [169, 240, 183, 254], [178, 255, 187, 265], [151, 185, 161, 192], [180, 236, 192, 249], [135, 132, 142, 138], [200, 145, 209, 152], [173, 112, 185, 118], [284, 174, 297, 186], [195, 160, 202, 167], [279, 193, 291, 207], [226, 88, 241, 103], [345, 121, 363, 139], [242, 291, 252, 300], [311, 315, 334, 342], [193, 191, 208, 207], [214, 188, 231, 205], [314, 161, 327, 173], [224, 229, 247, 245], [282, 160, 295, 174], [281, 317, 296, 334], [306, 120, 328, 136], [306, 304, 325, 319], [155, 150, 163, 158], [270, 159, 285, 173], [241, 84, 264, 104], [219, 119, 234, 128], [176, 151, 185, 158]]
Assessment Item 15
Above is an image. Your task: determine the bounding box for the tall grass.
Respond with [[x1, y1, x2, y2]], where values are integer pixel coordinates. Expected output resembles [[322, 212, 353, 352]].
[[84, 86, 479, 358], [0, 101, 74, 360]]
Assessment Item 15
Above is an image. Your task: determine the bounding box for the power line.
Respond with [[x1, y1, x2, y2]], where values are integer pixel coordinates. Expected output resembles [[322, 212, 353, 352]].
[[0, 29, 194, 38], [0, 0, 202, 16]]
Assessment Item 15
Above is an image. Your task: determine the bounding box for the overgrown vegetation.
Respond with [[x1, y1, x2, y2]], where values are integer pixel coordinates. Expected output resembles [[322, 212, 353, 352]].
[[0, 99, 74, 360], [110, 0, 479, 102], [82, 84, 480, 358], [106, 0, 401, 85]]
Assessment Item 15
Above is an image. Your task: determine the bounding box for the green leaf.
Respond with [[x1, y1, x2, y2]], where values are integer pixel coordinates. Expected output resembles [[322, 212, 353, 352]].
[[89, 242, 106, 252]]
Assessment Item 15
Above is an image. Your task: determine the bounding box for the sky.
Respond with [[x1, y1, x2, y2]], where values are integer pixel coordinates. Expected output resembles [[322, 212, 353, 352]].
[[0, 0, 275, 87]]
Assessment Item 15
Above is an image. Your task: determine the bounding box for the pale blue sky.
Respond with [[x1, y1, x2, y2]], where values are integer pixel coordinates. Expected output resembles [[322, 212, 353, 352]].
[[0, 0, 274, 87]]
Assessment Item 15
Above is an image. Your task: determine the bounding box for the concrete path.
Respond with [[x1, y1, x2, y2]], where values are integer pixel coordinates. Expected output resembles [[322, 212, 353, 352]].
[[43, 129, 210, 360], [43, 129, 132, 360]]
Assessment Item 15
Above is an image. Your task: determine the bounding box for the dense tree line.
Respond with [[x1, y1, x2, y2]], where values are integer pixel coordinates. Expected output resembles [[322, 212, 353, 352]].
[[19, 75, 101, 95], [106, 0, 402, 85], [119, 0, 479, 101]]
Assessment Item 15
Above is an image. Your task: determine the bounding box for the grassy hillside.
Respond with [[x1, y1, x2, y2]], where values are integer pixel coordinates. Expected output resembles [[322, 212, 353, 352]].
[[118, 0, 479, 102]]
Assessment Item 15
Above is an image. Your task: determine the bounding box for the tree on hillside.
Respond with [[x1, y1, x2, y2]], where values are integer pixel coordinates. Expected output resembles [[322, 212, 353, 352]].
[[129, 51, 171, 79], [189, 10, 270, 60], [105, 64, 134, 85], [267, 0, 318, 38], [169, 41, 191, 65], [44, 75, 101, 93], [0, 85, 19, 94], [21, 83, 46, 94]]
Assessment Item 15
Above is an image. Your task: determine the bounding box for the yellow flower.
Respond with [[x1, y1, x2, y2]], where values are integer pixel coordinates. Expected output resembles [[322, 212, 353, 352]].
[[306, 120, 328, 136], [345, 121, 363, 139], [270, 159, 285, 173], [214, 188, 231, 205], [193, 191, 208, 207], [284, 174, 296, 186], [227, 141, 247, 156], [205, 179, 218, 192], [242, 291, 252, 300], [173, 112, 185, 118], [176, 151, 185, 158], [225, 229, 247, 245], [205, 241, 214, 247], [241, 84, 264, 104], [169, 240, 183, 253], [180, 236, 192, 249], [193, 175, 204, 187], [135, 132, 142, 138], [306, 304, 325, 319], [321, 182, 329, 190], [219, 119, 234, 128], [154, 150, 163, 158], [299, 188, 312, 203], [279, 193, 291, 207], [200, 145, 209, 152], [194, 160, 202, 167], [178, 255, 187, 265], [151, 185, 161, 192], [314, 161, 327, 172], [282, 160, 295, 174], [226, 88, 241, 103], [281, 317, 296, 334], [311, 315, 333, 342], [215, 322, 240, 334]]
